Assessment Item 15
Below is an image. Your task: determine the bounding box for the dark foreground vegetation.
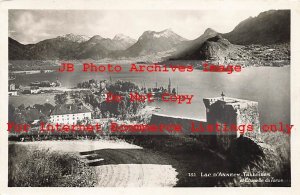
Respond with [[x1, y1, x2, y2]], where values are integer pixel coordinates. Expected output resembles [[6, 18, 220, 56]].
[[8, 143, 98, 187]]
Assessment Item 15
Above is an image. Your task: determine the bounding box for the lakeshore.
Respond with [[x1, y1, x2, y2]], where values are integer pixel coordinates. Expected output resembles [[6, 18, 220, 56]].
[[9, 65, 290, 125]]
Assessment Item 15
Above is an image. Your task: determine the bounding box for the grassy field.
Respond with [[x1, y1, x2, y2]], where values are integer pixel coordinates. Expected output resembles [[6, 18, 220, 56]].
[[9, 94, 56, 107], [8, 143, 98, 187]]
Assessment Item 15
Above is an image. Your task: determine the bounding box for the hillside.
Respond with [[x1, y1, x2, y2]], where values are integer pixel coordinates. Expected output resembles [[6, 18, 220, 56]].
[[182, 35, 246, 62], [223, 10, 290, 45], [168, 28, 219, 60]]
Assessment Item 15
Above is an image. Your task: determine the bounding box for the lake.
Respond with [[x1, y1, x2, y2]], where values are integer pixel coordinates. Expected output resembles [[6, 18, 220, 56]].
[[10, 63, 290, 125]]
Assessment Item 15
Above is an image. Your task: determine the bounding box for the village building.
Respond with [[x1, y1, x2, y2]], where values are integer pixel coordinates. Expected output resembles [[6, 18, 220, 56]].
[[8, 91, 18, 96], [8, 83, 18, 96], [19, 86, 40, 94], [50, 103, 92, 125]]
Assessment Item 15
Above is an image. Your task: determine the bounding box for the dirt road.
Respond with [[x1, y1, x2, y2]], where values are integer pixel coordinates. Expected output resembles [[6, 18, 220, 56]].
[[16, 140, 179, 187]]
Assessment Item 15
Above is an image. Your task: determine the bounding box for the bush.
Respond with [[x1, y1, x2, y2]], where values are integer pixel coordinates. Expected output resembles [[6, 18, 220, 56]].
[[221, 136, 290, 187], [8, 144, 98, 187]]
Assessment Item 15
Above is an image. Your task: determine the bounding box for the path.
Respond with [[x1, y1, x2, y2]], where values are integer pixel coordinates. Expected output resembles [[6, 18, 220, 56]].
[[16, 140, 179, 187]]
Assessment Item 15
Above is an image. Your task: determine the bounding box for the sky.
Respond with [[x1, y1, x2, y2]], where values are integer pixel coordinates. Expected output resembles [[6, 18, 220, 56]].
[[9, 9, 267, 44]]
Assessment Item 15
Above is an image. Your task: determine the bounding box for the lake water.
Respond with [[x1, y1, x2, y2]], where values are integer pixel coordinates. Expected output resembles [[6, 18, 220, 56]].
[[11, 64, 290, 125]]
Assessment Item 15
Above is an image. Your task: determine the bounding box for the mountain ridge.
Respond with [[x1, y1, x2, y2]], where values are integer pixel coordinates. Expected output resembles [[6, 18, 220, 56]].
[[222, 10, 290, 45], [9, 10, 290, 61]]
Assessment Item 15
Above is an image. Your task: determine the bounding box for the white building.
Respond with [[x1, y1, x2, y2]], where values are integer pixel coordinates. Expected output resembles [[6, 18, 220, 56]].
[[50, 104, 92, 125], [8, 91, 18, 96]]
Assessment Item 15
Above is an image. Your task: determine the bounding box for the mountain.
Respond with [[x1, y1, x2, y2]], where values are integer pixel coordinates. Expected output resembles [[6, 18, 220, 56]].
[[169, 10, 290, 61], [27, 33, 91, 59], [223, 10, 290, 45], [125, 29, 187, 56], [57, 33, 90, 43], [75, 34, 136, 59], [87, 35, 104, 43], [27, 36, 80, 59], [75, 35, 110, 59], [169, 33, 247, 62], [8, 10, 290, 61], [169, 28, 219, 60], [9, 38, 30, 60], [9, 33, 137, 60], [185, 35, 247, 61], [113, 34, 136, 49], [9, 36, 80, 60], [78, 34, 135, 51]]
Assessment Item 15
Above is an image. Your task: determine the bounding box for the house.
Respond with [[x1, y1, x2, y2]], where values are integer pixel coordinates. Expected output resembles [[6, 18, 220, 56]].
[[8, 83, 18, 96], [9, 83, 16, 90], [20, 86, 40, 94], [50, 103, 92, 124], [8, 91, 18, 96], [30, 86, 40, 94], [30, 81, 41, 87]]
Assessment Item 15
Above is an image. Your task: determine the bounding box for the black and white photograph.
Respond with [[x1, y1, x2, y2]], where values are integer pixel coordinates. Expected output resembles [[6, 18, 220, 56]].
[[5, 5, 293, 188]]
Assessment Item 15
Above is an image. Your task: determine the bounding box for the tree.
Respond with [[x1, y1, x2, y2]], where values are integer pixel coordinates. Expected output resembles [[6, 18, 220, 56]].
[[18, 104, 25, 111], [14, 113, 26, 125], [54, 93, 68, 105], [118, 99, 127, 120], [34, 103, 54, 115], [172, 88, 176, 95], [8, 104, 15, 122], [74, 98, 82, 104]]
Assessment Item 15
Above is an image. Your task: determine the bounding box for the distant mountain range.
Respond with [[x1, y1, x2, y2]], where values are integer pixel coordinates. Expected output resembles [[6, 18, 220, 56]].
[[9, 33, 137, 60], [9, 10, 290, 61]]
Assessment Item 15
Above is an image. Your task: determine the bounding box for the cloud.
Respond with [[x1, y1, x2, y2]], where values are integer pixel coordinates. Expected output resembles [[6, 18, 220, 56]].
[[9, 10, 61, 44]]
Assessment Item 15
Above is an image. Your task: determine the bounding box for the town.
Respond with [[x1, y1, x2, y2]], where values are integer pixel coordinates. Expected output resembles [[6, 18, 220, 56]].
[[8, 76, 184, 139]]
